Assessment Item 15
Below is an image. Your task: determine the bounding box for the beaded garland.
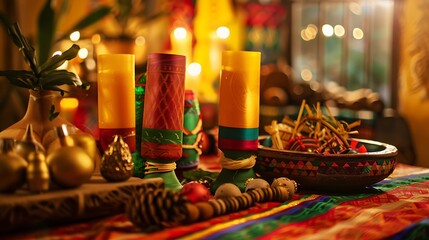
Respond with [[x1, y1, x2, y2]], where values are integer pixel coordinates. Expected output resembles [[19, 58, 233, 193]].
[[126, 177, 298, 232]]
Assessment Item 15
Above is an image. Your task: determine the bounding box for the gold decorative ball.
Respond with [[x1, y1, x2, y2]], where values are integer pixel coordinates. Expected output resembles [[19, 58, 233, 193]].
[[0, 148, 28, 193], [47, 146, 94, 188]]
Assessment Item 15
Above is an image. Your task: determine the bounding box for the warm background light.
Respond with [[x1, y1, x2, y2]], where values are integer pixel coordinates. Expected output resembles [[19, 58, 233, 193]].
[[69, 31, 80, 42], [173, 27, 187, 40], [322, 24, 334, 37], [353, 28, 364, 39], [78, 48, 89, 59], [188, 62, 202, 77], [216, 26, 230, 39], [135, 36, 146, 46], [334, 25, 345, 37]]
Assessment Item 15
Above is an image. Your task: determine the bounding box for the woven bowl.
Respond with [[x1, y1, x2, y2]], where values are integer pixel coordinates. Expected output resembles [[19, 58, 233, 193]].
[[256, 136, 398, 191]]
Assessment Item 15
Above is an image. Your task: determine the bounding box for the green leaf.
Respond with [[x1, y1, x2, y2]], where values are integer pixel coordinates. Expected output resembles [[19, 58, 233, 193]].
[[4, 76, 34, 89], [79, 80, 91, 91], [57, 5, 111, 41], [0, 70, 36, 89], [42, 85, 68, 95], [40, 70, 81, 88], [37, 0, 56, 65], [39, 44, 80, 74], [8, 23, 38, 74]]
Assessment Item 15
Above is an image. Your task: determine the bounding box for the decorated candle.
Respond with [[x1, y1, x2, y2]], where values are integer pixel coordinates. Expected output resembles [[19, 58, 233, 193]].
[[133, 73, 147, 178], [177, 90, 203, 172], [141, 53, 186, 190], [212, 50, 261, 193], [218, 51, 261, 151], [97, 54, 136, 152]]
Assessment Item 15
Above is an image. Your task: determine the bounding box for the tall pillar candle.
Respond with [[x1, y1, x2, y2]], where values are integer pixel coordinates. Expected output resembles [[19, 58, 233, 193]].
[[212, 51, 261, 193], [97, 54, 136, 152], [141, 53, 186, 190]]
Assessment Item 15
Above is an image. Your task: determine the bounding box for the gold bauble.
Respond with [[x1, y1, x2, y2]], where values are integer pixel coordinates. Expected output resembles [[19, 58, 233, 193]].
[[47, 146, 94, 188], [27, 151, 50, 193], [46, 125, 94, 188], [0, 138, 28, 193], [100, 135, 134, 182], [47, 131, 99, 173], [69, 133, 101, 173], [15, 124, 45, 162]]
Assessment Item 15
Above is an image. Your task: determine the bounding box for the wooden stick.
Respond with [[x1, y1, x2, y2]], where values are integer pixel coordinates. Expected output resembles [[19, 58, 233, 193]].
[[291, 100, 306, 139]]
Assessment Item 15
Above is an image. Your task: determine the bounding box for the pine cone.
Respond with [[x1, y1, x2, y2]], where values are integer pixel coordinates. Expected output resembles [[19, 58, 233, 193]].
[[126, 187, 189, 232]]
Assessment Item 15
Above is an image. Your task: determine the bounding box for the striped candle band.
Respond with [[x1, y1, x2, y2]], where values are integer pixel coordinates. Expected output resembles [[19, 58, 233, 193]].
[[218, 138, 259, 151], [218, 126, 259, 141]]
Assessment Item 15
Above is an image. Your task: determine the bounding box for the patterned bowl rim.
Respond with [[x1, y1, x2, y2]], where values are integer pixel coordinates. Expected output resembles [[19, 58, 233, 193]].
[[258, 136, 398, 158]]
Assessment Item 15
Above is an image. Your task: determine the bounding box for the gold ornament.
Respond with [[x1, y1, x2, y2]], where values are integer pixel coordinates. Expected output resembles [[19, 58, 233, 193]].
[[100, 135, 134, 182], [69, 132, 101, 174], [47, 128, 100, 173], [26, 151, 50, 193], [0, 138, 28, 193], [46, 125, 94, 188], [15, 124, 45, 162]]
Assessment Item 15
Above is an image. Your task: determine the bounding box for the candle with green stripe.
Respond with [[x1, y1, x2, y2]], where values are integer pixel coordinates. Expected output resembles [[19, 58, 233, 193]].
[[140, 53, 186, 190], [133, 73, 146, 178], [212, 51, 261, 193]]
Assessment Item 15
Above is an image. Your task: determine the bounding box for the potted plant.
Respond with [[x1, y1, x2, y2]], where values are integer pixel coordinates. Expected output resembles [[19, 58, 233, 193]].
[[0, 0, 110, 149]]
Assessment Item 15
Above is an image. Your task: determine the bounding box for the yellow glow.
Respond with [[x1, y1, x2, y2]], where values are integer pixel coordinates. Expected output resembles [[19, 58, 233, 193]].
[[306, 24, 318, 40], [60, 98, 79, 110], [301, 69, 313, 81], [173, 27, 187, 40], [85, 58, 96, 70], [353, 28, 364, 39], [349, 2, 362, 15], [135, 36, 146, 46], [309, 80, 321, 91], [78, 48, 89, 59], [188, 62, 202, 77], [216, 26, 230, 39], [301, 29, 311, 41], [70, 31, 80, 42], [322, 24, 334, 37], [91, 34, 101, 44], [334, 25, 345, 37], [301, 24, 318, 41]]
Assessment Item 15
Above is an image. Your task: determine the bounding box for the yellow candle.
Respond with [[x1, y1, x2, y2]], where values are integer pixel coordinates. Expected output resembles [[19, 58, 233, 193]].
[[97, 54, 135, 129], [219, 51, 261, 129], [60, 97, 79, 122], [97, 54, 136, 151]]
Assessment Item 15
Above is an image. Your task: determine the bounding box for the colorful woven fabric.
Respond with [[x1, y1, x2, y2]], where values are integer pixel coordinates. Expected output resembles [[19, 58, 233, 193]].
[[5, 163, 429, 240]]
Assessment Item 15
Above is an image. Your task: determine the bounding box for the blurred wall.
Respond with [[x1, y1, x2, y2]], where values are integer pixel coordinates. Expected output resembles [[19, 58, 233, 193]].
[[399, 0, 429, 167]]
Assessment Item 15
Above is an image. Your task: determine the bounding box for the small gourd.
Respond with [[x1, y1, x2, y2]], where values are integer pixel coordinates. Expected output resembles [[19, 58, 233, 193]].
[[0, 138, 28, 193], [27, 151, 50, 193], [46, 125, 94, 188], [15, 124, 45, 162]]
